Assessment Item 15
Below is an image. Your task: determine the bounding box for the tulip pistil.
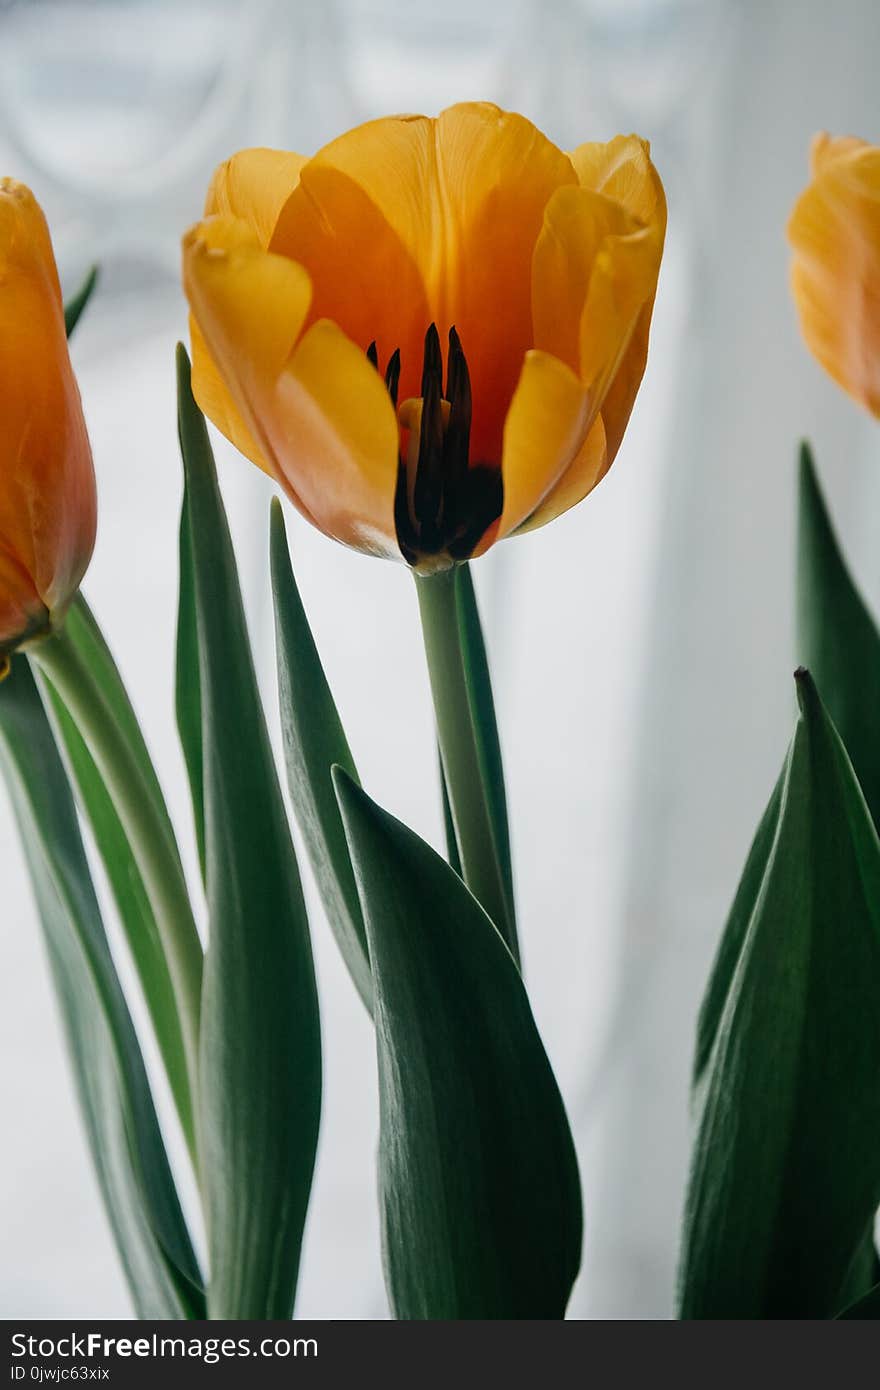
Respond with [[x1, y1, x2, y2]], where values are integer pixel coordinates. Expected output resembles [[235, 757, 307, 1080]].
[[369, 326, 502, 568]]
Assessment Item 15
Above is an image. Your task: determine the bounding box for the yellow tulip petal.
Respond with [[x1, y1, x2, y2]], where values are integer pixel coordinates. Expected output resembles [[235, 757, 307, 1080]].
[[0, 179, 95, 623], [189, 314, 271, 475], [567, 137, 666, 459], [532, 182, 664, 465], [809, 132, 871, 179], [206, 146, 307, 245], [267, 319, 400, 556], [194, 150, 308, 463], [271, 161, 432, 414], [493, 349, 589, 543], [788, 134, 880, 418], [512, 415, 608, 537], [182, 214, 313, 481], [569, 134, 665, 229], [532, 187, 639, 374], [274, 102, 577, 464]]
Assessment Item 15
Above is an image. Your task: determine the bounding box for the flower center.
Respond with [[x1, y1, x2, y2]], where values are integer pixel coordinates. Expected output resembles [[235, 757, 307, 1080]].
[[367, 324, 503, 568]]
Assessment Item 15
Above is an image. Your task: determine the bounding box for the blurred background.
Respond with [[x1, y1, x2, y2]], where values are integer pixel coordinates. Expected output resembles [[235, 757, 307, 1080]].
[[1, 0, 879, 1319]]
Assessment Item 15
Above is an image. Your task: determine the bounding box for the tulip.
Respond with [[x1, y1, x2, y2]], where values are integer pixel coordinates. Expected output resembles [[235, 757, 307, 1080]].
[[183, 102, 666, 571], [0, 179, 96, 673], [788, 134, 880, 418]]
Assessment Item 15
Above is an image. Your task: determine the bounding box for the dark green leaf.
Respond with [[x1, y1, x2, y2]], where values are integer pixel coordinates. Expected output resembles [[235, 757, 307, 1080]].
[[64, 265, 99, 339], [270, 498, 371, 1011], [679, 670, 880, 1319], [333, 767, 581, 1319], [175, 488, 205, 879], [0, 657, 202, 1318], [177, 346, 321, 1319], [692, 774, 783, 1091], [797, 442, 880, 829]]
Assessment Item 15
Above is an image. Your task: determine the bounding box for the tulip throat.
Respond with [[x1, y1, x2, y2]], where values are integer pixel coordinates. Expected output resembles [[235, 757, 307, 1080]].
[[367, 324, 502, 569]]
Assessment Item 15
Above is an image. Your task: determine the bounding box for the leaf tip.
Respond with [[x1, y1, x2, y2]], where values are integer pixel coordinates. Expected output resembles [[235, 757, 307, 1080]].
[[175, 342, 194, 400], [269, 495, 288, 564], [794, 664, 819, 716], [330, 761, 359, 811]]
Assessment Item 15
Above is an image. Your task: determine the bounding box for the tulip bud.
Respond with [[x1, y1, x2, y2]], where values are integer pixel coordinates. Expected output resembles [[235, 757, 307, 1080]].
[[788, 134, 880, 418], [0, 179, 97, 674]]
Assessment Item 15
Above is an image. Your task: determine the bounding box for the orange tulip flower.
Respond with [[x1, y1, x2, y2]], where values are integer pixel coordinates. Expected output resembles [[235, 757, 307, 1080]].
[[183, 102, 666, 570], [0, 179, 96, 673], [788, 133, 880, 418]]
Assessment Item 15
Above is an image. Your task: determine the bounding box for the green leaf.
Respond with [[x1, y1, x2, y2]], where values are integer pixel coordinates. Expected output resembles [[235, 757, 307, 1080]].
[[64, 596, 185, 874], [175, 487, 205, 879], [0, 657, 203, 1318], [64, 265, 99, 339], [797, 442, 880, 829], [40, 595, 196, 1152], [270, 498, 371, 1011], [40, 679, 194, 1155], [333, 767, 581, 1319], [455, 563, 516, 922], [679, 669, 880, 1319], [692, 774, 783, 1092], [177, 346, 321, 1319]]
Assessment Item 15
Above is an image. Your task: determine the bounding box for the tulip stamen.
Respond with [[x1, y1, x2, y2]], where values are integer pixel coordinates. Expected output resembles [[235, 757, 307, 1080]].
[[384, 348, 401, 407], [374, 324, 502, 568]]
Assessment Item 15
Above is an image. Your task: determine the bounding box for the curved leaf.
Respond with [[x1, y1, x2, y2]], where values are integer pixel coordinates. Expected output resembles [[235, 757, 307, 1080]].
[[797, 443, 880, 828], [334, 767, 581, 1320], [270, 500, 371, 1011], [0, 658, 202, 1318], [38, 677, 194, 1153], [679, 670, 880, 1319], [177, 346, 321, 1320], [175, 489, 205, 880]]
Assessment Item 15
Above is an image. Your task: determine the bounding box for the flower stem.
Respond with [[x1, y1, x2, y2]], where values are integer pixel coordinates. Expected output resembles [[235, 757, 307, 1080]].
[[33, 622, 203, 1130], [415, 566, 518, 961]]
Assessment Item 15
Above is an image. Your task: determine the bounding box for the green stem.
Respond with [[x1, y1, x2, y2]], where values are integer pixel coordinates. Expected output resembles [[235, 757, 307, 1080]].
[[415, 567, 517, 961], [33, 624, 203, 1126]]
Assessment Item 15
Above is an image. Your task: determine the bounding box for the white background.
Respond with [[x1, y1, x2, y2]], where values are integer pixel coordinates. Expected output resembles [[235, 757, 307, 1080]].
[[1, 0, 879, 1318]]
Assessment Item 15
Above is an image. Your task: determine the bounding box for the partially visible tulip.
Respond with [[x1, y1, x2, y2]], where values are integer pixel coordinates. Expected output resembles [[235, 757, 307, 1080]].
[[183, 102, 666, 571], [788, 134, 880, 418], [0, 179, 96, 673]]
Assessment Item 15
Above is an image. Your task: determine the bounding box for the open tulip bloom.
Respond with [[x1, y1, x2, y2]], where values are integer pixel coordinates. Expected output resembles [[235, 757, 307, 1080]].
[[2, 104, 880, 1331], [183, 103, 666, 568]]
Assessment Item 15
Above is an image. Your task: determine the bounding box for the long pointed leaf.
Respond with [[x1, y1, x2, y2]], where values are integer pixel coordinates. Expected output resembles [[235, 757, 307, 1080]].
[[38, 677, 194, 1152], [64, 265, 98, 338], [177, 346, 321, 1319], [333, 767, 581, 1319], [270, 500, 370, 1010], [679, 669, 880, 1319], [797, 443, 880, 828], [175, 488, 205, 879], [0, 658, 202, 1318]]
